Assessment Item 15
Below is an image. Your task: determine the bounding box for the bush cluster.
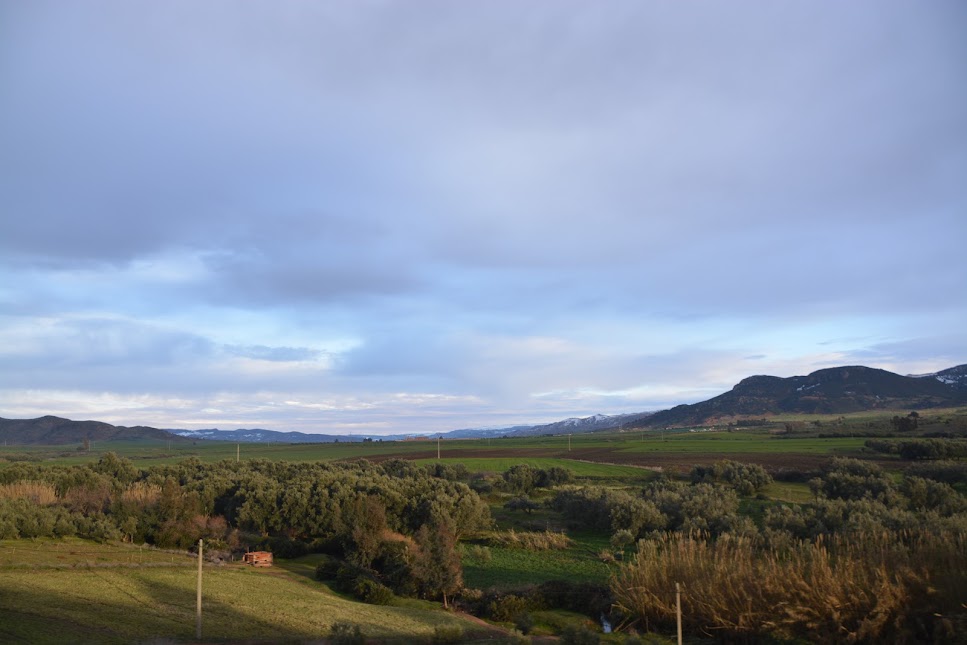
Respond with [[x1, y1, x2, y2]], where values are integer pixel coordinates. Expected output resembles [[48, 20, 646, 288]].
[[552, 477, 752, 539], [689, 460, 772, 495]]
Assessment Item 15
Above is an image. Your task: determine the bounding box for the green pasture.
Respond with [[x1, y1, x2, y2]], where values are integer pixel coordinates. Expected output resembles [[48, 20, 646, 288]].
[[0, 537, 195, 568], [0, 542, 486, 644], [612, 433, 868, 455]]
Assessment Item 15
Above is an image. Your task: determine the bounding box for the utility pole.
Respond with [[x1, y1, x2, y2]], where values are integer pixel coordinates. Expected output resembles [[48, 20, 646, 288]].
[[196, 539, 203, 639], [236, 443, 240, 463], [437, 435, 441, 460], [676, 582, 682, 645]]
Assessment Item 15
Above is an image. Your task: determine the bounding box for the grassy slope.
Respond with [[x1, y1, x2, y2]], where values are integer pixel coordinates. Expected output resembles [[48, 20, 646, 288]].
[[0, 541, 485, 644]]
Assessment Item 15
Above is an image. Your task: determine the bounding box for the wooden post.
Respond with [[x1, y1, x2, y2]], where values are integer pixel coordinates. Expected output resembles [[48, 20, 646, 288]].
[[196, 539, 203, 639], [676, 582, 682, 645], [236, 443, 240, 463], [437, 436, 441, 460]]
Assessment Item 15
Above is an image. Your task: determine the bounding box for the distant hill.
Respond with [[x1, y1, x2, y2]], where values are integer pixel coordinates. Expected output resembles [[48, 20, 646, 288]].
[[0, 416, 178, 445], [173, 428, 363, 443], [442, 412, 654, 439], [506, 412, 655, 436], [640, 364, 967, 428]]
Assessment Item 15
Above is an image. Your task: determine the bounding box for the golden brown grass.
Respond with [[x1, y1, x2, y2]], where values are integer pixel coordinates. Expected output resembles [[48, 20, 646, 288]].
[[119, 482, 161, 506], [0, 481, 57, 505], [487, 529, 574, 551], [613, 531, 967, 643]]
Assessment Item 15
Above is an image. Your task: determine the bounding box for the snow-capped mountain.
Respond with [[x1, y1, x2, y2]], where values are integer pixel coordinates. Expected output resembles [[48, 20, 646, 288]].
[[911, 364, 967, 389]]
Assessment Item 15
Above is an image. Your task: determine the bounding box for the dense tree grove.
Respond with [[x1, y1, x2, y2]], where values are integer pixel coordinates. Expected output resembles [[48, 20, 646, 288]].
[[551, 476, 751, 539], [0, 455, 490, 556], [864, 438, 967, 460]]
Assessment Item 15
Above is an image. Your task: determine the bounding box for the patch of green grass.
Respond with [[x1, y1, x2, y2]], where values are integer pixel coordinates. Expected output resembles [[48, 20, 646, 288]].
[[0, 537, 195, 568], [462, 532, 613, 591], [762, 481, 814, 504]]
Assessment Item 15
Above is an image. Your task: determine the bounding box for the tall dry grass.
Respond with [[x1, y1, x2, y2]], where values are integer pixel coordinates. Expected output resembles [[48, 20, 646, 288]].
[[0, 481, 58, 505], [119, 482, 162, 506], [612, 531, 967, 643], [487, 529, 573, 551]]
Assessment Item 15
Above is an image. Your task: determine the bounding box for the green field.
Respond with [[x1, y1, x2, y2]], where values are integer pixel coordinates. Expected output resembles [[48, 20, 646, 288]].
[[417, 457, 659, 480], [0, 427, 872, 472]]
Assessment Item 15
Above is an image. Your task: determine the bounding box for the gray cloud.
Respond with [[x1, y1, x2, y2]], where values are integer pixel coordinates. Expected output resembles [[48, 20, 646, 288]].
[[0, 1, 964, 432]]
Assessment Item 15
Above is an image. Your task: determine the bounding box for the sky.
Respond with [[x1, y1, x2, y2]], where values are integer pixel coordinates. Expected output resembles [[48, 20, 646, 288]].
[[1, 1, 965, 435]]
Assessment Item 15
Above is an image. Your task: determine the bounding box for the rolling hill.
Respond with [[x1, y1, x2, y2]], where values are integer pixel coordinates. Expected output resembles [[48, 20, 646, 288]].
[[0, 415, 178, 445], [640, 364, 967, 428]]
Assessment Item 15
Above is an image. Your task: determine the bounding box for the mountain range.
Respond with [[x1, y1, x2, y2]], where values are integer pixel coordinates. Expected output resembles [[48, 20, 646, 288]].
[[2, 363, 964, 445]]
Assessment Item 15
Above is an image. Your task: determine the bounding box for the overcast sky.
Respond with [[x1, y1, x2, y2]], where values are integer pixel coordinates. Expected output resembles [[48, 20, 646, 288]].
[[1, 1, 965, 434]]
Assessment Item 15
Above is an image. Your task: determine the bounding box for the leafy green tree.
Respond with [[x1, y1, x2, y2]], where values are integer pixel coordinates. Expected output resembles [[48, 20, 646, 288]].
[[347, 495, 388, 568], [410, 521, 462, 608], [502, 464, 538, 494]]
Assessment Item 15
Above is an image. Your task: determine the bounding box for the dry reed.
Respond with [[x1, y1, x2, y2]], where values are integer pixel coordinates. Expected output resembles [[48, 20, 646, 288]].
[[612, 530, 967, 643], [487, 529, 573, 551], [0, 481, 58, 505]]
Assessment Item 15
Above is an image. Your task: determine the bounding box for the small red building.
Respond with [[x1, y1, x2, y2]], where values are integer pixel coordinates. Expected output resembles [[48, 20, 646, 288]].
[[242, 551, 273, 567]]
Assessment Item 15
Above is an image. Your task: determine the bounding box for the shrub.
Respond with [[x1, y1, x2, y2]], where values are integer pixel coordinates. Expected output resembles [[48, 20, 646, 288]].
[[505, 496, 541, 514], [560, 625, 601, 645], [314, 556, 341, 580], [487, 594, 532, 622], [353, 578, 395, 605], [537, 580, 611, 617], [328, 622, 364, 645], [514, 611, 535, 635], [465, 544, 492, 563], [431, 626, 465, 644]]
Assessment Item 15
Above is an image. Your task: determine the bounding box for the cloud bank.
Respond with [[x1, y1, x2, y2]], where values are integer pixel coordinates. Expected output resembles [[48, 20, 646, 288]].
[[1, 1, 965, 432]]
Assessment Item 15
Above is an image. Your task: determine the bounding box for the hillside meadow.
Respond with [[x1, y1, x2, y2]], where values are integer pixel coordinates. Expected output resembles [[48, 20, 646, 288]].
[[0, 539, 492, 644]]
